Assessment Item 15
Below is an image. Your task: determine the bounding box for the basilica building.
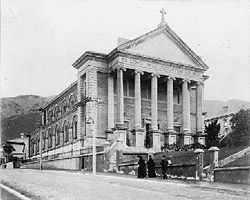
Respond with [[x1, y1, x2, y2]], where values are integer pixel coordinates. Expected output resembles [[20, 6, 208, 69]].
[[28, 10, 209, 170]]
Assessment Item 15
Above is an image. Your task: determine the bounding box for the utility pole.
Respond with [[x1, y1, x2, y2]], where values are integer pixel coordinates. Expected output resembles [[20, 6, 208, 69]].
[[87, 117, 96, 175], [39, 125, 44, 170], [86, 97, 101, 176]]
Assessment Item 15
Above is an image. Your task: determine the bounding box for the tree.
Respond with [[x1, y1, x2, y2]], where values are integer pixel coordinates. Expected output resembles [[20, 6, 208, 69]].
[[205, 119, 220, 148], [2, 143, 15, 154], [226, 109, 250, 146]]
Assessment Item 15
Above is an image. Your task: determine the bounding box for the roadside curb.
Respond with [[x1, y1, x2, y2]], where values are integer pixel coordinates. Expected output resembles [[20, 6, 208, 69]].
[[1, 183, 32, 200]]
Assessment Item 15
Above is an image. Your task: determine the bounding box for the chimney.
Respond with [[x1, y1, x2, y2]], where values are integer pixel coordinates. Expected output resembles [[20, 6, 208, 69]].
[[117, 37, 129, 46], [20, 133, 24, 139]]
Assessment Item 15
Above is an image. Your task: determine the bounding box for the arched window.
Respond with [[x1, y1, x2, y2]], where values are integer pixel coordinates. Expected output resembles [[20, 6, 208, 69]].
[[69, 94, 75, 109], [48, 109, 53, 121], [62, 99, 67, 114], [72, 115, 77, 139], [37, 136, 39, 153], [42, 132, 45, 150], [54, 105, 59, 118], [48, 128, 52, 148], [63, 121, 69, 142], [55, 125, 60, 145]]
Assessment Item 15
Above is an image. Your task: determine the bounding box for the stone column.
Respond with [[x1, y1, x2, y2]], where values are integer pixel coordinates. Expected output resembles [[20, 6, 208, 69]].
[[151, 73, 161, 151], [151, 74, 158, 131], [167, 76, 175, 132], [196, 81, 204, 133], [182, 79, 191, 133], [134, 70, 143, 128], [117, 68, 125, 126], [134, 70, 145, 148], [107, 73, 114, 131], [114, 68, 127, 144]]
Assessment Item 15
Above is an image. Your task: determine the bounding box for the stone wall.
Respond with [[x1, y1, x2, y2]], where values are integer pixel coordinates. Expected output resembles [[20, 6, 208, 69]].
[[214, 167, 250, 184], [22, 157, 80, 170], [119, 163, 196, 178]]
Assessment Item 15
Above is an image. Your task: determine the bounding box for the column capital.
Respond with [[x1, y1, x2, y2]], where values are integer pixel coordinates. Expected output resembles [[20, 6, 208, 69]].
[[196, 81, 204, 86], [167, 76, 176, 80], [134, 70, 144, 75], [151, 73, 160, 78], [117, 66, 126, 71], [182, 78, 191, 84], [164, 76, 176, 81]]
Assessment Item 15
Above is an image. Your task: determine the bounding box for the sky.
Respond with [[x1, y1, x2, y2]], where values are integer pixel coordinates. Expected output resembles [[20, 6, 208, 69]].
[[1, 0, 250, 101]]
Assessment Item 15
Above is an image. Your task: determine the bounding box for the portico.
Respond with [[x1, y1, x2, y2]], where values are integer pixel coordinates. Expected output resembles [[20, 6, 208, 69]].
[[106, 60, 206, 151]]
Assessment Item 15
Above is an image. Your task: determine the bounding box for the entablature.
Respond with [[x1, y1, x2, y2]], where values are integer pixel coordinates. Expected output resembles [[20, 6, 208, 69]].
[[108, 52, 205, 82]]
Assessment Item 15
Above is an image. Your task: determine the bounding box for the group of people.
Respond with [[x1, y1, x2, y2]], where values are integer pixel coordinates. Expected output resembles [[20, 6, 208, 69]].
[[137, 155, 169, 179]]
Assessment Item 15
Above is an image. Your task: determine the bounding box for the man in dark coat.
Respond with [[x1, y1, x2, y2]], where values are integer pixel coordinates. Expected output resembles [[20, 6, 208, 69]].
[[147, 155, 156, 178], [160, 155, 169, 179], [137, 156, 146, 178]]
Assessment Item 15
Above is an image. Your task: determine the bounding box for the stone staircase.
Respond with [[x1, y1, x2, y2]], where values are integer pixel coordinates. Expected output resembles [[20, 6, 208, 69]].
[[219, 146, 250, 167]]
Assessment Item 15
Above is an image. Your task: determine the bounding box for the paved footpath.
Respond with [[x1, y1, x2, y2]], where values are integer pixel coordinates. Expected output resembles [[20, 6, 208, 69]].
[[1, 169, 249, 200]]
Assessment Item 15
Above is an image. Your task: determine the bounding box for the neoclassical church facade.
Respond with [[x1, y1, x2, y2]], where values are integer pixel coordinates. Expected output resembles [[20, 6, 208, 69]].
[[29, 11, 209, 170]]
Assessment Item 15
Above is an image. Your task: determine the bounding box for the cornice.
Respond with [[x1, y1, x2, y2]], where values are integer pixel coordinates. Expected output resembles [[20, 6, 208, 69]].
[[72, 51, 107, 69], [42, 81, 77, 110]]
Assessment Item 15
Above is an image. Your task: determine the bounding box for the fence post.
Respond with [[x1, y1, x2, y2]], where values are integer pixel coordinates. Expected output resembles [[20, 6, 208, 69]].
[[208, 146, 219, 181], [194, 148, 204, 181]]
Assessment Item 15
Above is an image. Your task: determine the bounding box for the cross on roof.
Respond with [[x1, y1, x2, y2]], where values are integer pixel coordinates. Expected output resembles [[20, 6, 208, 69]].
[[160, 8, 166, 22]]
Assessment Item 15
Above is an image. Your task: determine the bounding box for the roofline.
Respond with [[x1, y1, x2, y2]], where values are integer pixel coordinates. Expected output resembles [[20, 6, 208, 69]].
[[110, 25, 209, 70], [72, 51, 107, 69], [41, 81, 77, 110], [5, 141, 25, 145], [164, 25, 209, 70], [204, 113, 235, 121]]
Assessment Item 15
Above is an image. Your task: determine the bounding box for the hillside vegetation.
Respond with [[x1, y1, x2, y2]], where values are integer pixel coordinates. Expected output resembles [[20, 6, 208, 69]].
[[1, 95, 54, 142]]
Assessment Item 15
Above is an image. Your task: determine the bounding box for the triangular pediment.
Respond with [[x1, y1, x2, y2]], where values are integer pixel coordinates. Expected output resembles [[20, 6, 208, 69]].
[[117, 27, 208, 70]]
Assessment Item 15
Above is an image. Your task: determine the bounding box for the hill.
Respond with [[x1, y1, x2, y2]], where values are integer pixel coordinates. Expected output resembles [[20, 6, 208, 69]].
[[204, 99, 250, 119], [1, 95, 54, 119], [1, 95, 53, 142]]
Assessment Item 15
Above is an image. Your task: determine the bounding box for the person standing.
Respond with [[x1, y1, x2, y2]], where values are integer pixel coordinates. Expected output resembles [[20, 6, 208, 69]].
[[147, 155, 156, 178], [160, 155, 169, 179], [137, 156, 146, 178]]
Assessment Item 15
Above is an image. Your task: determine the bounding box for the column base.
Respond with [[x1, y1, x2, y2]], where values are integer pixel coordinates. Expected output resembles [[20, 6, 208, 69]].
[[193, 131, 206, 146], [116, 123, 127, 130], [131, 127, 145, 147], [149, 129, 161, 152], [106, 129, 114, 142], [163, 130, 177, 145], [178, 132, 193, 146], [114, 124, 127, 144]]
